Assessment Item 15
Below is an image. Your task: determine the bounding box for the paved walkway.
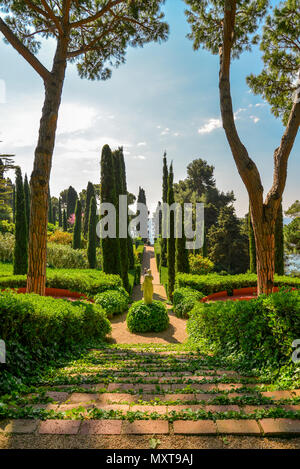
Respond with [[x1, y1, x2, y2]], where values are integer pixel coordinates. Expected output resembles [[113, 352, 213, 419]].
[[108, 246, 187, 344]]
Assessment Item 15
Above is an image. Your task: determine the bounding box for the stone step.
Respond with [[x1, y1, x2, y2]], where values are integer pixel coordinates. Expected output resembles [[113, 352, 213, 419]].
[[2, 418, 300, 436]]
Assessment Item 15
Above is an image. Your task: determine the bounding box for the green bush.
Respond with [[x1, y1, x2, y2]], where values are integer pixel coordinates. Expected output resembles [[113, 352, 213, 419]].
[[176, 272, 300, 296], [173, 287, 204, 318], [187, 289, 300, 364], [188, 254, 214, 275], [127, 300, 169, 333], [134, 244, 144, 264], [0, 268, 122, 297], [154, 239, 161, 270], [0, 233, 14, 263], [47, 243, 89, 269], [94, 287, 129, 318], [0, 291, 111, 384]]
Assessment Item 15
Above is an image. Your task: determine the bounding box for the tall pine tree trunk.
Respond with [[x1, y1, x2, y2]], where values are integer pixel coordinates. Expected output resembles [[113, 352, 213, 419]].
[[27, 38, 68, 295]]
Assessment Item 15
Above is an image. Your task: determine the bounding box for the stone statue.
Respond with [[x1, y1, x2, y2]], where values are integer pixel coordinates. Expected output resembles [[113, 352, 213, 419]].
[[142, 269, 154, 304]]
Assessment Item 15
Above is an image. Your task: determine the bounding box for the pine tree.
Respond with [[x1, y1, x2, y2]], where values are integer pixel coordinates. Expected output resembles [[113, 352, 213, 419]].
[[58, 198, 62, 227], [67, 186, 78, 218], [175, 204, 189, 274], [83, 182, 95, 237], [100, 144, 121, 275], [160, 152, 168, 267], [87, 196, 97, 269], [13, 167, 28, 275], [275, 203, 284, 275], [73, 199, 82, 250], [248, 208, 257, 273], [63, 209, 67, 232], [24, 173, 30, 234], [167, 163, 176, 301]]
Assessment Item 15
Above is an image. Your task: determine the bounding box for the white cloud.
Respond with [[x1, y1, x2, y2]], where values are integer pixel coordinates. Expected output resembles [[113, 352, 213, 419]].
[[161, 127, 170, 136], [173, 132, 180, 137], [133, 155, 146, 160], [198, 118, 222, 134], [250, 115, 260, 124], [137, 142, 147, 147]]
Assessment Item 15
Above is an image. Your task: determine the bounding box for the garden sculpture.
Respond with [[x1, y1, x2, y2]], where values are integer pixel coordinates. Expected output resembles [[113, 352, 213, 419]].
[[142, 269, 154, 305]]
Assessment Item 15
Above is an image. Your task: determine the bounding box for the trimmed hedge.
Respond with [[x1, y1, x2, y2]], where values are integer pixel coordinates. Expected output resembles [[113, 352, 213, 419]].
[[94, 287, 129, 318], [127, 300, 169, 333], [134, 244, 144, 264], [173, 287, 204, 318], [0, 291, 111, 386], [187, 289, 300, 364], [176, 273, 300, 296], [0, 269, 122, 297]]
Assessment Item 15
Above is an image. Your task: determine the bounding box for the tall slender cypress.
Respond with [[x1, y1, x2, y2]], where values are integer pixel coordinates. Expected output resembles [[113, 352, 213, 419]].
[[275, 203, 284, 275], [52, 206, 57, 225], [100, 144, 121, 275], [67, 186, 78, 218], [161, 152, 168, 268], [73, 199, 82, 249], [13, 167, 28, 275], [83, 182, 95, 237], [12, 184, 15, 223], [118, 148, 129, 291], [63, 209, 67, 232], [24, 173, 30, 234], [87, 196, 97, 268], [248, 207, 257, 273], [167, 163, 176, 301], [58, 198, 62, 227], [175, 204, 189, 274], [48, 197, 52, 224]]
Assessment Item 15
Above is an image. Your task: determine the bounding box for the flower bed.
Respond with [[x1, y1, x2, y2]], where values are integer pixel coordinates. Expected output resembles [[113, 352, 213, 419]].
[[16, 287, 94, 302]]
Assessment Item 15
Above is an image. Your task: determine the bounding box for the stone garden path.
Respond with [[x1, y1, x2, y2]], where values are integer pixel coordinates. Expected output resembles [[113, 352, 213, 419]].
[[108, 246, 187, 344]]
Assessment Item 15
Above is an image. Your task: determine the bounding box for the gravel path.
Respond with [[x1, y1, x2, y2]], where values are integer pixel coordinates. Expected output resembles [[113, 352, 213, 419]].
[[107, 246, 188, 345]]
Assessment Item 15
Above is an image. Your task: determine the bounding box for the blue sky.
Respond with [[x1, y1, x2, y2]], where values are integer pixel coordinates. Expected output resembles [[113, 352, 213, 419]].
[[0, 0, 299, 217]]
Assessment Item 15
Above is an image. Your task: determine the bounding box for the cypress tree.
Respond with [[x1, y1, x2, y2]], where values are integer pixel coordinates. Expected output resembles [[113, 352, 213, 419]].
[[118, 148, 129, 291], [58, 198, 62, 227], [248, 208, 257, 273], [48, 191, 52, 224], [160, 152, 168, 267], [13, 167, 28, 275], [87, 196, 97, 268], [63, 209, 67, 232], [83, 182, 95, 237], [100, 144, 121, 275], [73, 199, 82, 249], [24, 173, 30, 234], [52, 205, 57, 225], [167, 163, 176, 301], [67, 186, 78, 218], [175, 204, 189, 274], [136, 186, 148, 242], [12, 184, 15, 223], [275, 203, 284, 275]]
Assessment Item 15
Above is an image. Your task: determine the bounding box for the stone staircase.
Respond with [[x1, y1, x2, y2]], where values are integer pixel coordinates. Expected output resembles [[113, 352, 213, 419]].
[[1, 345, 300, 438]]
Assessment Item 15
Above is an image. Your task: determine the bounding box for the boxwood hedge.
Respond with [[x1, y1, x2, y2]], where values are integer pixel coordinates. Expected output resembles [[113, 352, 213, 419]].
[[176, 273, 300, 296], [187, 289, 300, 364]]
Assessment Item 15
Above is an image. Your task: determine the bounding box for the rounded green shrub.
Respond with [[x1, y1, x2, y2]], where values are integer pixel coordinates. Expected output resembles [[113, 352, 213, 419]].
[[173, 287, 204, 318], [94, 287, 129, 317], [127, 300, 169, 333]]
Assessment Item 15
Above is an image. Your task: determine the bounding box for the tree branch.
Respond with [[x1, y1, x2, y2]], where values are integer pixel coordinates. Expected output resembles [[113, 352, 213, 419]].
[[266, 99, 300, 207], [219, 0, 264, 210], [0, 18, 51, 82], [23, 0, 63, 34], [71, 0, 124, 28]]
